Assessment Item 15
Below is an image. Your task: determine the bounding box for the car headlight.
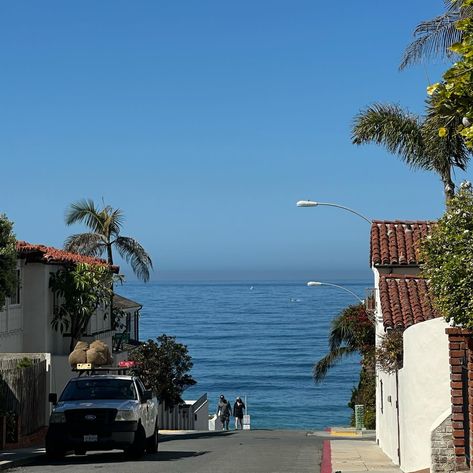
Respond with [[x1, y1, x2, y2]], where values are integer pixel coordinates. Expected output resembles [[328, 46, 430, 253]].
[[115, 410, 137, 422], [50, 412, 66, 423]]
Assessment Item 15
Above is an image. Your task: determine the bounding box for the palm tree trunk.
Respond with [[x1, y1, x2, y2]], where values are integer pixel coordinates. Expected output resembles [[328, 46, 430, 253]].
[[106, 242, 115, 338], [443, 170, 455, 203]]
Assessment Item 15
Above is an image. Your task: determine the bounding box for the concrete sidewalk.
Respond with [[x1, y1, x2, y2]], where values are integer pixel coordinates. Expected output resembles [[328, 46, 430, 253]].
[[327, 434, 401, 473]]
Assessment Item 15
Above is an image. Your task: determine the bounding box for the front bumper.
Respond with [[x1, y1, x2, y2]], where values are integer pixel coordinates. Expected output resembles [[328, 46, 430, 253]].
[[46, 421, 139, 451]]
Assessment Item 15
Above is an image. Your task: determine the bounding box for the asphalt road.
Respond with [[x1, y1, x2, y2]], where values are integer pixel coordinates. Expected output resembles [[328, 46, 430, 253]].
[[12, 430, 324, 473]]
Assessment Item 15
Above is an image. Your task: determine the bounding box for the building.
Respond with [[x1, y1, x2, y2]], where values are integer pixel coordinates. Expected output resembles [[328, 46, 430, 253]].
[[0, 241, 140, 405], [370, 221, 451, 473]]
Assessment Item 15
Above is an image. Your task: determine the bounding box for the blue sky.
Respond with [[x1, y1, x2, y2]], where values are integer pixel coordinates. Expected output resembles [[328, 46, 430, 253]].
[[0, 1, 466, 281]]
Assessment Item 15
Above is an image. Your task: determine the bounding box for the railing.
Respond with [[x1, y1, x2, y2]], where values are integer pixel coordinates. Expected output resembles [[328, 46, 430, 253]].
[[158, 393, 208, 430]]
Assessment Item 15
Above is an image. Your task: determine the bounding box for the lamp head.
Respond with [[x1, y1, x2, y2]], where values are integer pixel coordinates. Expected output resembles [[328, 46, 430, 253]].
[[307, 281, 322, 286], [296, 200, 318, 208]]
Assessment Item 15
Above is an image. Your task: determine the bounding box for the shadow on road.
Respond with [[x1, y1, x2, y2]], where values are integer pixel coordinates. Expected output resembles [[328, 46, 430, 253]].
[[159, 431, 236, 442], [36, 449, 209, 467]]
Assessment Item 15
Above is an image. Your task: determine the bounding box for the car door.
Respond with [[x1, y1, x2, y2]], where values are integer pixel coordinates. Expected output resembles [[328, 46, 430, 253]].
[[134, 379, 150, 435], [135, 379, 153, 435]]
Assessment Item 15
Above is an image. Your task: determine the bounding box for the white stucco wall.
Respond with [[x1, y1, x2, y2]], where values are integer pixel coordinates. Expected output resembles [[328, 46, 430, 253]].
[[22, 263, 52, 353], [373, 268, 401, 464], [398, 317, 450, 473]]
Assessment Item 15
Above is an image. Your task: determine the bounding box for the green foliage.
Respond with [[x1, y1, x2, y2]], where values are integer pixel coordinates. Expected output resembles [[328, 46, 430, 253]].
[[421, 182, 473, 327], [0, 214, 17, 311], [349, 367, 376, 430], [352, 102, 469, 201], [314, 304, 376, 428], [129, 334, 196, 407], [16, 357, 33, 369], [64, 199, 153, 282], [313, 304, 375, 382], [49, 263, 113, 351], [429, 1, 473, 149], [376, 329, 404, 374]]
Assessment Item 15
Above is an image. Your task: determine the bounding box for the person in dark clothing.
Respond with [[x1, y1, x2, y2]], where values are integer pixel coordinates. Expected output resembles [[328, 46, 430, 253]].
[[216, 394, 232, 430], [233, 396, 246, 430]]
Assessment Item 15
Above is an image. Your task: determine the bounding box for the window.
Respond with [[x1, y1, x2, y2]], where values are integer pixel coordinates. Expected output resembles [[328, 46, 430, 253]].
[[10, 269, 21, 305], [60, 379, 137, 401]]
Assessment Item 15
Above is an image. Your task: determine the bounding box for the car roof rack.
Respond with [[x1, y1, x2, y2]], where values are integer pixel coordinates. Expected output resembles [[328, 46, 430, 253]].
[[72, 363, 136, 376]]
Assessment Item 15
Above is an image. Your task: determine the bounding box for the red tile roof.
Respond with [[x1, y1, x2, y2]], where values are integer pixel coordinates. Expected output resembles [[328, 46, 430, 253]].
[[379, 275, 439, 330], [16, 241, 119, 272], [370, 220, 435, 267]]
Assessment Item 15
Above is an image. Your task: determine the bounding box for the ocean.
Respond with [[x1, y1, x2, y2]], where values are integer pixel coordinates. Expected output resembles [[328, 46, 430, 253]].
[[118, 280, 368, 430]]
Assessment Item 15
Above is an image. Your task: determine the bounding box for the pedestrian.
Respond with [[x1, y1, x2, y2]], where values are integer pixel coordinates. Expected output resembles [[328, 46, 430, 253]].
[[216, 394, 232, 430], [233, 396, 246, 430]]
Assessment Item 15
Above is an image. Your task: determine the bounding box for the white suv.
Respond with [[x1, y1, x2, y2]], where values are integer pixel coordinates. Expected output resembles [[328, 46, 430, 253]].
[[46, 374, 158, 459]]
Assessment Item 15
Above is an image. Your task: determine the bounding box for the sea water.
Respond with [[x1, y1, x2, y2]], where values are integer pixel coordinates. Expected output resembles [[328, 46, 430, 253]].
[[119, 280, 368, 430]]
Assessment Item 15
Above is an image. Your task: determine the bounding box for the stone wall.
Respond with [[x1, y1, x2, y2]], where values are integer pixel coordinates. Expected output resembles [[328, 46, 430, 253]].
[[431, 415, 455, 473]]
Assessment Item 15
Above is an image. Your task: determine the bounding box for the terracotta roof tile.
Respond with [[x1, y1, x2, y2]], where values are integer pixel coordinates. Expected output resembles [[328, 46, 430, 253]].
[[379, 275, 439, 330], [370, 220, 435, 267], [16, 241, 119, 272]]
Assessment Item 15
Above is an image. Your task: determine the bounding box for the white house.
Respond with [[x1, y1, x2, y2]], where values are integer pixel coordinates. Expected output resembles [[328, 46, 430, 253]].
[[370, 221, 451, 473], [0, 241, 140, 403]]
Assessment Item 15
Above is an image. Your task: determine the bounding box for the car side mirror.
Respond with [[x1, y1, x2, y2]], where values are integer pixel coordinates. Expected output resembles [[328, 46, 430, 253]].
[[143, 390, 152, 401], [49, 393, 58, 404]]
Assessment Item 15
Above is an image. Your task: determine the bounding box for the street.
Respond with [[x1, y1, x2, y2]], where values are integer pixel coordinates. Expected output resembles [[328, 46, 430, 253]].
[[11, 430, 324, 473]]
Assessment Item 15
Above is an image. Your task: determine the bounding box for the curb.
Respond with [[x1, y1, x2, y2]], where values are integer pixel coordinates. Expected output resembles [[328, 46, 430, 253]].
[[321, 439, 331, 473]]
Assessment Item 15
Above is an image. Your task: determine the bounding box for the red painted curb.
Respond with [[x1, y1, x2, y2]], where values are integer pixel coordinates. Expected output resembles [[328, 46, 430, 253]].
[[321, 439, 331, 473]]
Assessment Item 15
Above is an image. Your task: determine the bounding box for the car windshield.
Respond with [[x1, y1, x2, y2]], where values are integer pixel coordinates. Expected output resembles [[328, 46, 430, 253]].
[[60, 379, 137, 401]]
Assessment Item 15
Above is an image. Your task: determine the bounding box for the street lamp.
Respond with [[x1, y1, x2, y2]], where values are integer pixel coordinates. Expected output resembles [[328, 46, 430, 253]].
[[296, 200, 372, 224], [307, 281, 364, 304]]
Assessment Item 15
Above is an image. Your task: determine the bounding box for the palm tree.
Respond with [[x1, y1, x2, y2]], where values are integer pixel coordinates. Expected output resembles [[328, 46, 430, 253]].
[[314, 304, 374, 382], [64, 199, 153, 282], [352, 102, 470, 202], [400, 0, 473, 70]]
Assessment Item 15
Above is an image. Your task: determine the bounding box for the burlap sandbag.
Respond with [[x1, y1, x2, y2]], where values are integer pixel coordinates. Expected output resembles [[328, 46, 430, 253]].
[[69, 349, 87, 366], [74, 341, 89, 351], [86, 348, 108, 366], [89, 340, 113, 365]]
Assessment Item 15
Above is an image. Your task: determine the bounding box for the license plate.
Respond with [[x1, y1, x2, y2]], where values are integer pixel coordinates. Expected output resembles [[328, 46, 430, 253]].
[[84, 435, 98, 442]]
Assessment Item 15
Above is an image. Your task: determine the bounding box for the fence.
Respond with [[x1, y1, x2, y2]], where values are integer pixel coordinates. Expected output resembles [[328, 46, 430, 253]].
[[158, 393, 208, 430], [0, 358, 47, 438]]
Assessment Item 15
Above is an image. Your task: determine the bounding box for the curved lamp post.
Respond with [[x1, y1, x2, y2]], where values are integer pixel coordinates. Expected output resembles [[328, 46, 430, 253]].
[[296, 200, 372, 225], [307, 281, 364, 304]]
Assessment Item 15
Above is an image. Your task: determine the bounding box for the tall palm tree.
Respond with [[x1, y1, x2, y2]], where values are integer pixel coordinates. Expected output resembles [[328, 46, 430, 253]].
[[314, 304, 374, 382], [64, 199, 153, 282], [400, 0, 473, 70], [352, 102, 470, 202]]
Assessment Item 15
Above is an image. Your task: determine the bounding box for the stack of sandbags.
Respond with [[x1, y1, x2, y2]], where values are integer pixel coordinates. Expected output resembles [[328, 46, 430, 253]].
[[87, 340, 113, 366], [68, 341, 89, 366], [68, 340, 113, 367]]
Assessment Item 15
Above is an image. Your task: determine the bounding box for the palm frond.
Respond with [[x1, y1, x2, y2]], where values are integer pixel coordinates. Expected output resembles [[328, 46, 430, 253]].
[[313, 347, 357, 383], [115, 236, 153, 282], [65, 199, 104, 233], [64, 233, 106, 257], [423, 111, 470, 173], [399, 2, 473, 70], [352, 103, 427, 168], [399, 12, 461, 70], [108, 208, 125, 237]]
